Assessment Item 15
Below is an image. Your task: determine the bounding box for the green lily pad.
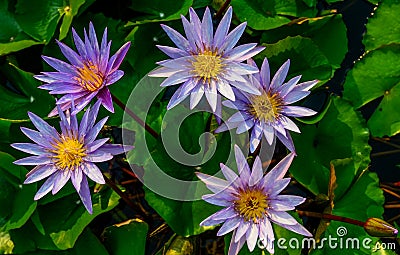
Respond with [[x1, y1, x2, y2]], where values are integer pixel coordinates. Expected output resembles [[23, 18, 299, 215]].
[[37, 187, 120, 250], [15, 0, 84, 43], [255, 36, 332, 88], [0, 0, 42, 55], [262, 14, 348, 69], [363, 0, 400, 51], [127, 0, 192, 25], [311, 171, 385, 255], [290, 96, 371, 196], [0, 62, 54, 120], [103, 219, 148, 255], [231, 0, 317, 31], [343, 44, 400, 137]]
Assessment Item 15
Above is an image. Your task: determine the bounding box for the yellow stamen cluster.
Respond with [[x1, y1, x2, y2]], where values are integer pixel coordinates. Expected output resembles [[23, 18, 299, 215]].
[[249, 91, 283, 123], [75, 62, 104, 92], [51, 136, 86, 170], [234, 188, 269, 223], [191, 50, 223, 83]]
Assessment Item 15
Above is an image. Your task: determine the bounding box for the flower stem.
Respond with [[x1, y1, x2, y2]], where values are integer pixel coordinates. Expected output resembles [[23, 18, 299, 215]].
[[215, 0, 232, 19], [103, 174, 151, 222], [296, 210, 365, 227], [111, 94, 159, 139], [371, 149, 400, 158]]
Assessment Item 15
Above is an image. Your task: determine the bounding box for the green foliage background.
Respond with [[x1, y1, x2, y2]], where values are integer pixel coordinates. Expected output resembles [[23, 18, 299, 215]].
[[0, 0, 399, 254]]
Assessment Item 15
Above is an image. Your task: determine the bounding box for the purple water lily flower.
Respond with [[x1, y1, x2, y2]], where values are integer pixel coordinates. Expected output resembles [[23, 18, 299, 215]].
[[35, 22, 131, 117], [196, 145, 312, 255], [149, 7, 264, 113], [11, 101, 133, 214], [217, 58, 318, 153]]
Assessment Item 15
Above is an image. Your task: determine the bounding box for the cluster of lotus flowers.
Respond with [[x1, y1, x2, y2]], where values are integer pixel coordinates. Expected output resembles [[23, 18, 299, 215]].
[[12, 6, 321, 255]]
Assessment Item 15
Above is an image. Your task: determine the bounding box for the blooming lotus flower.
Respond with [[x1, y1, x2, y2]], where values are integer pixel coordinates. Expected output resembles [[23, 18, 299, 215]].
[[196, 145, 312, 255], [149, 7, 264, 112], [217, 58, 318, 153], [35, 22, 131, 117], [11, 101, 133, 213]]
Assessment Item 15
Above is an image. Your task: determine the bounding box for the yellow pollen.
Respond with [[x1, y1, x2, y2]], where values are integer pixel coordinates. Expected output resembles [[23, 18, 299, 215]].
[[75, 62, 104, 92], [234, 188, 269, 223], [191, 51, 223, 83], [249, 91, 283, 123], [51, 136, 86, 170]]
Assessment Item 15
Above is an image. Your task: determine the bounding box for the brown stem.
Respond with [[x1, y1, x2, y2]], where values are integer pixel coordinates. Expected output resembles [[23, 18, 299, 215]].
[[214, 0, 232, 20], [297, 210, 365, 227], [382, 187, 400, 200], [103, 174, 150, 222], [111, 94, 159, 139], [371, 149, 400, 158], [372, 137, 400, 149], [384, 204, 400, 209]]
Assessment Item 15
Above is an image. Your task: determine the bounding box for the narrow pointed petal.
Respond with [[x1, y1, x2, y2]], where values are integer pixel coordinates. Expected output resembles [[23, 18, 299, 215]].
[[213, 6, 232, 48], [25, 165, 57, 184], [160, 71, 191, 87], [270, 59, 290, 90], [97, 143, 133, 155], [269, 210, 298, 225], [11, 143, 47, 155], [280, 75, 302, 97], [42, 56, 75, 73], [14, 155, 52, 165], [260, 58, 271, 89], [52, 170, 71, 194], [249, 156, 263, 186], [84, 150, 113, 162], [82, 162, 105, 184], [97, 87, 114, 113], [85, 116, 108, 144], [217, 80, 235, 101], [246, 224, 259, 252], [228, 232, 246, 255], [201, 7, 213, 47], [284, 90, 311, 104], [217, 217, 241, 236], [190, 83, 204, 109], [274, 222, 313, 237], [157, 45, 187, 58], [221, 22, 247, 51], [34, 174, 56, 200], [196, 172, 232, 194], [234, 145, 251, 181], [77, 176, 93, 214], [161, 24, 189, 51], [276, 131, 296, 153], [220, 163, 238, 183], [106, 70, 124, 85], [280, 116, 300, 133], [28, 112, 59, 138], [205, 86, 218, 112], [110, 42, 131, 72], [202, 193, 233, 206], [235, 221, 250, 242], [282, 106, 317, 117], [263, 152, 295, 187], [56, 41, 84, 67]]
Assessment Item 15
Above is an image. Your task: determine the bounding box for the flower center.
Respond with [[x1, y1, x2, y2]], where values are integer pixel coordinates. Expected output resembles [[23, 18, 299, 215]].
[[191, 51, 223, 82], [75, 62, 104, 92], [51, 136, 86, 170], [249, 91, 283, 123], [234, 188, 269, 223]]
